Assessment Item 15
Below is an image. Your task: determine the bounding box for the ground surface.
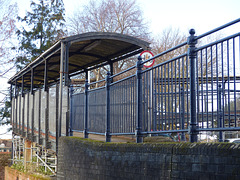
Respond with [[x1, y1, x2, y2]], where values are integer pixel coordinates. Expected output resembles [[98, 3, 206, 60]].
[[73, 132, 175, 143]]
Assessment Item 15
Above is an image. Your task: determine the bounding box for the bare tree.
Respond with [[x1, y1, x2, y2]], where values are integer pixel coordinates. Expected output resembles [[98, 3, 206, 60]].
[[149, 28, 188, 115], [196, 33, 225, 77], [151, 27, 187, 64], [0, 0, 17, 76], [67, 0, 151, 84], [67, 0, 150, 40], [0, 0, 17, 128]]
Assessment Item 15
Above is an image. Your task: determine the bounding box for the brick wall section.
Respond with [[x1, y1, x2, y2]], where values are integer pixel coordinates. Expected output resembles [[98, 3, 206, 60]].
[[57, 137, 240, 180], [0, 153, 10, 180], [4, 166, 51, 180]]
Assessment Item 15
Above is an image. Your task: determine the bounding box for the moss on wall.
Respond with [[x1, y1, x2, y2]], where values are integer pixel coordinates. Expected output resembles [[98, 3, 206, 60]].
[[57, 136, 240, 180]]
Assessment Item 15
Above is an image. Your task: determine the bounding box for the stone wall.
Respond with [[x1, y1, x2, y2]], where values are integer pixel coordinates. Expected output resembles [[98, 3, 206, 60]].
[[57, 137, 240, 180], [0, 153, 10, 180]]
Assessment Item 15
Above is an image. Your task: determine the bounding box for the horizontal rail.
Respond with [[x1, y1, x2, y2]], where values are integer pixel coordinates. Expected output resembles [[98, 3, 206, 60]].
[[110, 74, 135, 86], [88, 132, 105, 136], [142, 129, 189, 135], [197, 32, 240, 51], [196, 18, 240, 40], [141, 43, 188, 65], [142, 53, 188, 73], [88, 86, 105, 92], [111, 65, 136, 79], [88, 78, 105, 86], [110, 132, 135, 136], [72, 130, 84, 133], [198, 127, 240, 132]]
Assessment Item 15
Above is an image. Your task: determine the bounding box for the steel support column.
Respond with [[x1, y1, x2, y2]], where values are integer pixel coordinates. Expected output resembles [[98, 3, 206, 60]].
[[31, 68, 34, 95], [30, 68, 34, 141], [187, 29, 198, 142], [14, 81, 17, 132], [58, 41, 66, 138], [109, 62, 113, 76], [31, 90, 35, 142], [65, 43, 70, 136], [56, 84, 59, 153], [64, 42, 70, 86], [21, 76, 24, 97], [38, 90, 42, 145], [105, 71, 111, 142], [44, 59, 48, 91], [21, 76, 24, 135], [136, 56, 143, 143], [44, 59, 50, 148], [27, 91, 29, 139], [10, 84, 12, 100], [84, 78, 89, 139]]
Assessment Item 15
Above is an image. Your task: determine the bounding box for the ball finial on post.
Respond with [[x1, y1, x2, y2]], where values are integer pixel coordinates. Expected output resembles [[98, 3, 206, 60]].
[[138, 55, 142, 61], [189, 29, 195, 35]]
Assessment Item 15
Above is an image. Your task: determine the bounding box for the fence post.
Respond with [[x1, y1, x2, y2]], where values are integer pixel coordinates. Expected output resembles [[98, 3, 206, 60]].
[[84, 79, 89, 138], [187, 29, 198, 142], [105, 71, 111, 142], [218, 84, 223, 142], [136, 56, 143, 143]]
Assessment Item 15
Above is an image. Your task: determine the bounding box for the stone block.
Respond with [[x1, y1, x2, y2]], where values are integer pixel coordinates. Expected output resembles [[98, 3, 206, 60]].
[[200, 155, 210, 163], [208, 164, 218, 173], [171, 170, 181, 178], [184, 155, 194, 163], [172, 155, 180, 163], [192, 164, 201, 172]]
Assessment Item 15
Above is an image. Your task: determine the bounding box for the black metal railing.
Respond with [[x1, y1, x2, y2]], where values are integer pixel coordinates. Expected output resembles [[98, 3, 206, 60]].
[[70, 18, 240, 143]]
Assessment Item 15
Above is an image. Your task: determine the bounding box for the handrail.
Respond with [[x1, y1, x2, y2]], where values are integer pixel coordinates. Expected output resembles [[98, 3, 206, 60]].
[[142, 53, 188, 73], [110, 74, 135, 86], [88, 78, 105, 86], [35, 153, 56, 175], [196, 18, 240, 40], [111, 65, 136, 79], [197, 32, 240, 51], [141, 41, 188, 65]]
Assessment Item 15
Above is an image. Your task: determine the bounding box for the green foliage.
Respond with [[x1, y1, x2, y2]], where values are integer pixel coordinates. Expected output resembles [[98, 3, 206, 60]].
[[0, 88, 11, 129], [30, 173, 51, 180], [0, 100, 11, 124], [16, 0, 66, 70], [11, 159, 53, 177], [37, 165, 53, 175], [11, 161, 25, 172], [11, 162, 52, 179]]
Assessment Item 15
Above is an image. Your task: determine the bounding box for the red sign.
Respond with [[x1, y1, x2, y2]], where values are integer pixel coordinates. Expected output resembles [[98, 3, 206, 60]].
[[140, 50, 155, 68]]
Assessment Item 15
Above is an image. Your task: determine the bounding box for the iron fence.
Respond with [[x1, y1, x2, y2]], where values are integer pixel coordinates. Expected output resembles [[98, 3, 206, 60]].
[[110, 75, 137, 135], [70, 18, 240, 142]]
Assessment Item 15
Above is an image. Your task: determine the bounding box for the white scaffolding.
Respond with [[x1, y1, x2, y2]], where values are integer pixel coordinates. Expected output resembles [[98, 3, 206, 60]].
[[11, 134, 57, 175]]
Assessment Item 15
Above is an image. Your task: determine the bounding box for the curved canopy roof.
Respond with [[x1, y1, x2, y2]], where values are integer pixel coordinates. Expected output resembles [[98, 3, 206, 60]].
[[8, 32, 150, 87]]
